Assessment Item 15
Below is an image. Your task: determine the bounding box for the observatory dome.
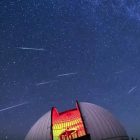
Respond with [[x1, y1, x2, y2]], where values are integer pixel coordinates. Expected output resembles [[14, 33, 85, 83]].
[[25, 102, 129, 140]]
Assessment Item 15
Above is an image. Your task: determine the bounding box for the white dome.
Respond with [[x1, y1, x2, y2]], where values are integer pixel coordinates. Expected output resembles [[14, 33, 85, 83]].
[[25, 111, 51, 140], [79, 102, 128, 140], [25, 102, 128, 140]]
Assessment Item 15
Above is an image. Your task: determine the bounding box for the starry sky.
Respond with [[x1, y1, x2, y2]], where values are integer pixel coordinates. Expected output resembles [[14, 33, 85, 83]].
[[0, 0, 140, 139]]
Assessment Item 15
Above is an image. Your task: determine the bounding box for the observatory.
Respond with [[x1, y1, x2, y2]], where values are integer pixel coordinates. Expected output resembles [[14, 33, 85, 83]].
[[25, 101, 129, 140]]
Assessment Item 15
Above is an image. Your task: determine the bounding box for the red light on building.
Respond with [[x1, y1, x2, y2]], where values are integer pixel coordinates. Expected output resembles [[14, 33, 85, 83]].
[[51, 103, 87, 140]]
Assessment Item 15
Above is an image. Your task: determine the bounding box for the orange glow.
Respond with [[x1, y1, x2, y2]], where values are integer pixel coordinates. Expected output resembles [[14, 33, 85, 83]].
[[52, 106, 86, 140]]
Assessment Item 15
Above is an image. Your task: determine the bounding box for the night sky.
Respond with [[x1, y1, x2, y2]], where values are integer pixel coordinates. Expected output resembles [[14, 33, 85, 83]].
[[0, 0, 140, 139]]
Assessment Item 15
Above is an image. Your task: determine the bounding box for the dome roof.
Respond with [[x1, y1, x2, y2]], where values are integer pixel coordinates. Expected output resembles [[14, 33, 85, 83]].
[[25, 102, 128, 140], [25, 111, 51, 140], [79, 102, 128, 140]]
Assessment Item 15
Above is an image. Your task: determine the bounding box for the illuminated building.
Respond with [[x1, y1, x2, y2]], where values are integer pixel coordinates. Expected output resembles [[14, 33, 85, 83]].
[[25, 101, 129, 140]]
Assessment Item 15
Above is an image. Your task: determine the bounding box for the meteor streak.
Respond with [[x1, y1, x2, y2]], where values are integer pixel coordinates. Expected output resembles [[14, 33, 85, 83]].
[[57, 72, 77, 77], [128, 86, 137, 94], [114, 70, 124, 74], [17, 47, 46, 51], [36, 80, 57, 86], [0, 102, 28, 112]]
